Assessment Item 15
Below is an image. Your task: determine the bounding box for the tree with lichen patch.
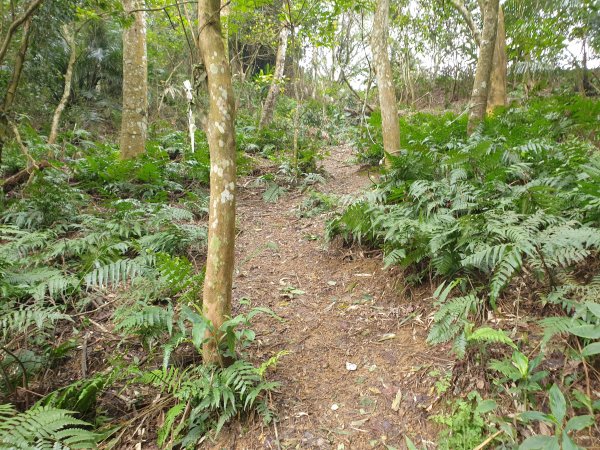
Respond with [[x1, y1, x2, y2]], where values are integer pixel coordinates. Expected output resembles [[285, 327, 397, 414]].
[[449, 0, 507, 112], [197, 0, 237, 366], [467, 0, 500, 134], [371, 0, 400, 166], [120, 0, 148, 159]]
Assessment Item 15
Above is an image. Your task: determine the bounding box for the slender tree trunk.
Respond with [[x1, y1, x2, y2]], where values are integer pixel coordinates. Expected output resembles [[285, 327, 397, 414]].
[[487, 6, 507, 111], [197, 0, 237, 366], [48, 25, 77, 145], [259, 24, 289, 129], [0, 17, 33, 163], [3, 18, 32, 112], [449, 0, 481, 46], [467, 0, 499, 134], [0, 0, 43, 68], [120, 0, 148, 159], [371, 0, 400, 165]]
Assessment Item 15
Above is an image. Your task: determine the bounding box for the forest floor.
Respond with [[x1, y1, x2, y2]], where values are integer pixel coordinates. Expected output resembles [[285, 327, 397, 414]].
[[214, 145, 454, 449]]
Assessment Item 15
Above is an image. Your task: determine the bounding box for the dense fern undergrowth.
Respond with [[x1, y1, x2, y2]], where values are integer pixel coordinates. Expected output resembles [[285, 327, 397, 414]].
[[331, 95, 600, 448], [0, 104, 333, 448]]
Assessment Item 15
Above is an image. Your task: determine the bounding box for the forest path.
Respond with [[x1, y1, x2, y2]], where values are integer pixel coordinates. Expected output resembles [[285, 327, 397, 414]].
[[220, 145, 448, 449]]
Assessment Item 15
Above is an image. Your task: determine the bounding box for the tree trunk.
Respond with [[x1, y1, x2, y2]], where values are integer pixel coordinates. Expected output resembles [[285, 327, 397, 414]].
[[221, 0, 230, 60], [467, 0, 499, 134], [3, 17, 32, 112], [487, 6, 507, 111], [0, 0, 43, 68], [259, 24, 289, 129], [197, 0, 237, 366], [120, 0, 148, 159], [449, 0, 506, 112], [0, 17, 33, 163], [48, 24, 77, 145], [371, 0, 400, 165]]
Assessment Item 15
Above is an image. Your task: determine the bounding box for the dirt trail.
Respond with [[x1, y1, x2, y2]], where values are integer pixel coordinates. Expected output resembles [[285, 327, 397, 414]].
[[220, 146, 451, 449]]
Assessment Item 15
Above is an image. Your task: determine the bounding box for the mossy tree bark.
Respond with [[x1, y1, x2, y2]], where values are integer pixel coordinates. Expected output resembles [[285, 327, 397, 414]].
[[259, 24, 289, 129], [371, 0, 400, 166], [120, 0, 148, 159], [467, 0, 500, 134], [197, 0, 237, 366]]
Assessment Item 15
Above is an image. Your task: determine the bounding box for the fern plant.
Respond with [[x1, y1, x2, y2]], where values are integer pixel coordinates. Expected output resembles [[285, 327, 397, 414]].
[[330, 98, 600, 356], [134, 355, 285, 449], [0, 403, 99, 449]]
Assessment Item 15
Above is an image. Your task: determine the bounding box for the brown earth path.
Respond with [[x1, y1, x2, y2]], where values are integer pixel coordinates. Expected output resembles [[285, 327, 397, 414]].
[[215, 145, 453, 449]]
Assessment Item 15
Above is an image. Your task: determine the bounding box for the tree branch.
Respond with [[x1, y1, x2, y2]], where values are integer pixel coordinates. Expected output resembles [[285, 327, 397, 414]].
[[0, 0, 44, 67], [449, 0, 481, 47]]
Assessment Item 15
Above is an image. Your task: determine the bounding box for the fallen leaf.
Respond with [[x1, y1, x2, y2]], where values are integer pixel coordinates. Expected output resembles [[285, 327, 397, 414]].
[[391, 389, 403, 412], [350, 418, 369, 427], [378, 333, 396, 342]]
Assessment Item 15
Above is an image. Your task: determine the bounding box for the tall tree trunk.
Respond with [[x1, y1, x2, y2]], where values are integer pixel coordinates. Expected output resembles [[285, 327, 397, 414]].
[[120, 0, 148, 159], [449, 0, 506, 111], [487, 6, 507, 111], [48, 24, 77, 145], [467, 0, 499, 134], [371, 0, 400, 165], [0, 17, 33, 163], [197, 0, 237, 366], [259, 24, 289, 129], [221, 0, 230, 60], [3, 18, 32, 112]]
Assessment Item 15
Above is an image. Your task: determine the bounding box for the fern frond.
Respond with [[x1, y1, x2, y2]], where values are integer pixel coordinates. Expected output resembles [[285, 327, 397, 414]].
[[0, 305, 70, 341], [0, 404, 98, 449], [84, 257, 147, 289], [467, 327, 516, 349]]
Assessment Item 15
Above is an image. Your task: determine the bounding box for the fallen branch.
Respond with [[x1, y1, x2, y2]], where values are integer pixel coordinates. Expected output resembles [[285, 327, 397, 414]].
[[1, 120, 50, 193], [1, 160, 50, 193]]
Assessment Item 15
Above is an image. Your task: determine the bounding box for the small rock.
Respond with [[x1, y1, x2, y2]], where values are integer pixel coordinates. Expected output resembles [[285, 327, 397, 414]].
[[331, 404, 339, 411], [346, 362, 358, 371]]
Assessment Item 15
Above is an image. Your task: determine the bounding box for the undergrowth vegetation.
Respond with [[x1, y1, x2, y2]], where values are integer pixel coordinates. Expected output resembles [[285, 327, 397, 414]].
[[0, 115, 328, 447], [329, 95, 600, 448]]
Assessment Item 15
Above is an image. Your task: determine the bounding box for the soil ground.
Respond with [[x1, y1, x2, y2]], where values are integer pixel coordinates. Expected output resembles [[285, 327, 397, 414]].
[[212, 145, 453, 449]]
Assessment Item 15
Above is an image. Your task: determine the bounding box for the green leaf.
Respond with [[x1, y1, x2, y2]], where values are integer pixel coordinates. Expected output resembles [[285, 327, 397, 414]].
[[561, 431, 580, 450], [564, 415, 594, 432], [585, 302, 600, 318], [519, 435, 559, 450], [404, 437, 419, 450], [570, 324, 600, 339], [519, 411, 554, 424], [476, 399, 498, 414], [549, 384, 566, 424], [581, 342, 600, 357], [512, 350, 529, 377]]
